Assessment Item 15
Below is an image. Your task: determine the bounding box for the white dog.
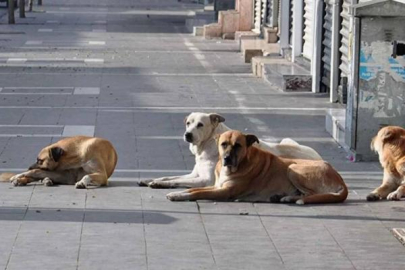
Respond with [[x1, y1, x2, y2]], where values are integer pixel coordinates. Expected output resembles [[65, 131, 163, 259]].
[[139, 112, 322, 188]]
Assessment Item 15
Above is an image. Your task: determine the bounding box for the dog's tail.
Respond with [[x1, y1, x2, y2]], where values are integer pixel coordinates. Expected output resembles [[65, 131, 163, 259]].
[[279, 138, 299, 146], [299, 184, 348, 205], [0, 173, 15, 182]]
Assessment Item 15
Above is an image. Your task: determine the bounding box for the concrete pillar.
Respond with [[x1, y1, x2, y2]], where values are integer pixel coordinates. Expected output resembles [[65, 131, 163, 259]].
[[279, 0, 290, 51], [236, 0, 254, 31], [311, 0, 324, 93], [291, 0, 303, 62], [330, 0, 340, 102]]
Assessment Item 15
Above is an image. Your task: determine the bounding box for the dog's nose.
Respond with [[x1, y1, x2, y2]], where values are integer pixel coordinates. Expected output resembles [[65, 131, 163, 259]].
[[185, 132, 193, 142], [223, 155, 232, 166]]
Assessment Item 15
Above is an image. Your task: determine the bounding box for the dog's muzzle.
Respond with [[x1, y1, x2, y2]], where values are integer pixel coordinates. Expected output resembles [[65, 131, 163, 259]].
[[223, 155, 233, 167], [184, 132, 193, 143], [29, 163, 39, 170]]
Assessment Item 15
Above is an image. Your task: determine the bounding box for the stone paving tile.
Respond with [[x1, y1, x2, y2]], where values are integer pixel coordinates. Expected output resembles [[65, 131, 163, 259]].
[[0, 0, 404, 269]]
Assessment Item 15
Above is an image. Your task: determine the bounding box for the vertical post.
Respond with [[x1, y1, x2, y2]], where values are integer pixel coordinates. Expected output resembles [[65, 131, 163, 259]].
[[270, 0, 279, 27], [19, 0, 26, 18], [311, 0, 324, 93], [8, 0, 15, 24], [345, 16, 361, 155], [330, 0, 340, 102], [279, 0, 290, 51], [38, 0, 42, 5], [344, 0, 359, 156], [28, 0, 33, 12], [292, 0, 303, 62]]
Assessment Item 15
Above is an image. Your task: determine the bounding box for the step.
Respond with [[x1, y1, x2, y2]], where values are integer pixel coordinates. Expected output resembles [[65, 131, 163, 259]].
[[325, 108, 348, 150], [193, 26, 204, 36], [185, 10, 216, 33], [263, 26, 278, 43], [263, 61, 312, 91], [252, 56, 284, 77], [240, 39, 279, 63], [204, 4, 214, 11], [195, 10, 216, 20], [185, 18, 213, 33], [235, 31, 260, 49]]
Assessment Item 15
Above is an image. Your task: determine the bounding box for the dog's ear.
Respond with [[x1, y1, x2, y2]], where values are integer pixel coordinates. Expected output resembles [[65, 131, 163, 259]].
[[209, 113, 225, 125], [245, 134, 259, 147], [184, 116, 188, 124], [381, 129, 395, 143], [49, 147, 64, 162]]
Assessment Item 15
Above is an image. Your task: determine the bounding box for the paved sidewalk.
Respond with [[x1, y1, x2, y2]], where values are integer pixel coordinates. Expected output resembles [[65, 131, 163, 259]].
[[0, 0, 404, 269]]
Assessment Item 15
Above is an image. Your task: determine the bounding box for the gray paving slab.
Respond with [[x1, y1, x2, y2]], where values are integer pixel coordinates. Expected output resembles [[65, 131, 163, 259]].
[[0, 0, 404, 269]]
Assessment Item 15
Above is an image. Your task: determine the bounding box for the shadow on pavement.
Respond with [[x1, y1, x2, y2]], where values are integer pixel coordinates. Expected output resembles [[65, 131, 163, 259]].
[[0, 207, 177, 224]]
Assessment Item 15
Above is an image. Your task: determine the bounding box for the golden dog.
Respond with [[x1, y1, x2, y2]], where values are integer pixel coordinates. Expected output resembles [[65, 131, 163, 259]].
[[2, 136, 117, 189], [167, 130, 348, 204], [367, 126, 405, 201]]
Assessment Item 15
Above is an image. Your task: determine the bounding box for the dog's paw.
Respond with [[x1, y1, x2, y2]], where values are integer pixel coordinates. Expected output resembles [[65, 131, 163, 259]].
[[138, 179, 153, 187], [387, 191, 402, 201], [366, 193, 381, 201], [10, 173, 25, 182], [166, 191, 190, 201], [11, 176, 30, 187], [12, 179, 26, 186], [41, 177, 54, 187], [296, 199, 305, 205], [149, 181, 171, 189], [75, 181, 86, 189], [280, 196, 294, 203]]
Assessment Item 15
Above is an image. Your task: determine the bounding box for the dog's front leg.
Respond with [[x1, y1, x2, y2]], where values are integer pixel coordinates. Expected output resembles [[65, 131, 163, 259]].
[[139, 173, 193, 187], [10, 170, 72, 186], [75, 172, 108, 189], [166, 187, 232, 201], [387, 185, 405, 201], [149, 165, 215, 189], [144, 166, 198, 188], [10, 169, 54, 186], [366, 171, 397, 201], [149, 176, 213, 189], [139, 166, 198, 187]]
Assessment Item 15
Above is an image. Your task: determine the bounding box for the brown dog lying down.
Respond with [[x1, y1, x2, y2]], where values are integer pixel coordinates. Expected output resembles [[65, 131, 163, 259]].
[[367, 126, 405, 201], [1, 136, 117, 189], [167, 130, 348, 204]]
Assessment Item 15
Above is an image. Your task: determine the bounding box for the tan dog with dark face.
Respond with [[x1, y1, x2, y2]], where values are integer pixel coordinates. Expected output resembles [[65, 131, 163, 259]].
[[140, 112, 322, 189], [167, 130, 347, 204], [4, 136, 118, 189], [367, 126, 405, 201]]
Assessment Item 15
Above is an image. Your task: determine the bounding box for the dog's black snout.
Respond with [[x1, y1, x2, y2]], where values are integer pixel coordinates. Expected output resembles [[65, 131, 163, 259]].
[[223, 155, 232, 166], [185, 132, 193, 142]]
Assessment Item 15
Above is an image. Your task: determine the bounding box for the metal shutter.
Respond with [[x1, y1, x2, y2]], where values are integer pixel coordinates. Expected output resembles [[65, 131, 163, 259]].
[[253, 0, 266, 33], [289, 0, 294, 45], [302, 0, 314, 60], [339, 0, 351, 77], [321, 0, 333, 91], [265, 0, 278, 27]]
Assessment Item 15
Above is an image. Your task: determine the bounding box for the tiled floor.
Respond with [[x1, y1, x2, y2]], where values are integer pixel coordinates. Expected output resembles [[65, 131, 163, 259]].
[[0, 0, 404, 269]]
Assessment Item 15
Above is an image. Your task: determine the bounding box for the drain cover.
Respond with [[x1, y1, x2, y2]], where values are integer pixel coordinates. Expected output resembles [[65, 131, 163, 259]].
[[392, 228, 405, 246]]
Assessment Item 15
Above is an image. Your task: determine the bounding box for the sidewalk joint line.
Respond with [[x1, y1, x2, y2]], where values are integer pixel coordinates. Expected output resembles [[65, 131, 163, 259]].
[[76, 193, 87, 270], [5, 185, 36, 270], [196, 201, 218, 268], [253, 203, 285, 265], [140, 195, 149, 270]]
